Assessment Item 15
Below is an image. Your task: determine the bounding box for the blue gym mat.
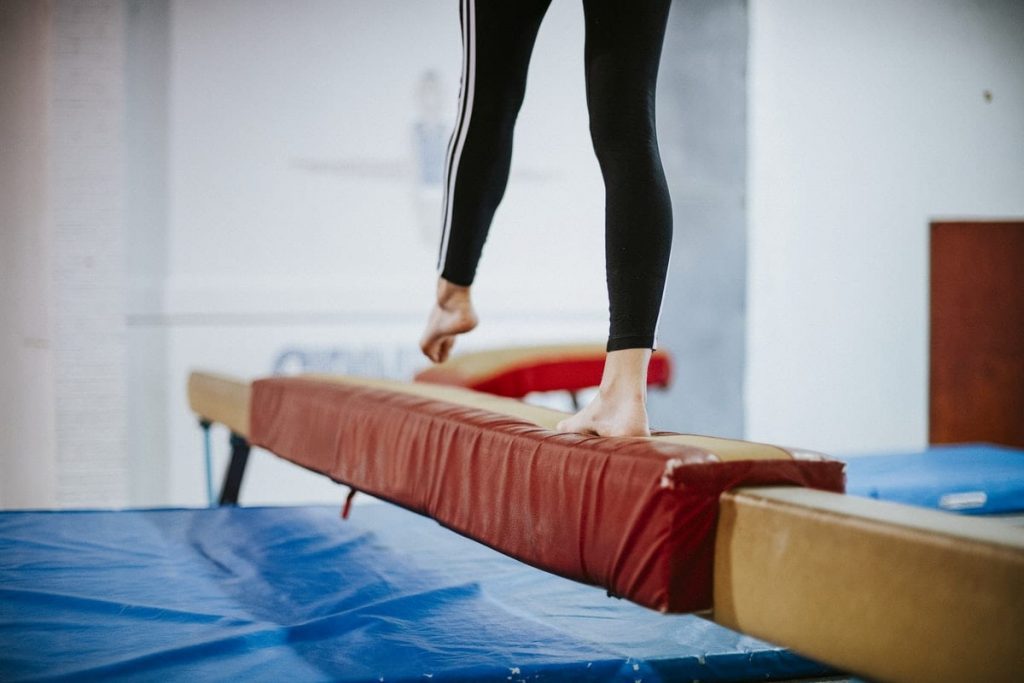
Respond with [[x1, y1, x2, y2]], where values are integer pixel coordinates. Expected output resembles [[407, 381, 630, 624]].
[[844, 443, 1024, 515], [0, 504, 834, 683]]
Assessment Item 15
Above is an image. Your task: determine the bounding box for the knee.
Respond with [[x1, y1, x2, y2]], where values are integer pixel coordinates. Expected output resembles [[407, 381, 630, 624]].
[[590, 119, 655, 175], [587, 97, 656, 166], [472, 74, 529, 130]]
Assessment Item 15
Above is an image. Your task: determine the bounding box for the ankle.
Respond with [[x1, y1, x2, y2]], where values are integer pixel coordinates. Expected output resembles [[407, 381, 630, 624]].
[[597, 383, 647, 405], [436, 278, 472, 307], [598, 348, 651, 398]]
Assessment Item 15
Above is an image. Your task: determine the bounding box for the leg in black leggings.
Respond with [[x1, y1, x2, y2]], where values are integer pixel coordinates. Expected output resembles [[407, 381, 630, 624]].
[[435, 0, 673, 353], [437, 0, 552, 286], [584, 0, 673, 351]]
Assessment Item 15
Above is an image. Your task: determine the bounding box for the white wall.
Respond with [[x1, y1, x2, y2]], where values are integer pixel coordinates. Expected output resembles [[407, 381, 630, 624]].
[[164, 0, 604, 318], [0, 0, 57, 509], [2, 0, 129, 509], [49, 0, 129, 506], [746, 0, 1024, 456], [157, 0, 609, 505]]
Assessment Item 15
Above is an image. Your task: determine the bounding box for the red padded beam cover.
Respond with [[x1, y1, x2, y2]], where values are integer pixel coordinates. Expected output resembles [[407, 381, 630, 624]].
[[250, 377, 844, 613], [475, 354, 672, 397], [416, 352, 673, 398]]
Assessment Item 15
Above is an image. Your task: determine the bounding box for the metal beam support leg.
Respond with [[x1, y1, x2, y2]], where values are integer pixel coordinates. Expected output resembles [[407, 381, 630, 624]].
[[218, 432, 251, 505]]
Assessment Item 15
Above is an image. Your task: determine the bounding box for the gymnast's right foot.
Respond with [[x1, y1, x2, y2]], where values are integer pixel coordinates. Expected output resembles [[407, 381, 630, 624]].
[[420, 278, 478, 364], [556, 348, 653, 437]]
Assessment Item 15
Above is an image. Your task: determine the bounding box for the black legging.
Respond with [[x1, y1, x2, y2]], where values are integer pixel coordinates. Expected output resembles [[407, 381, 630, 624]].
[[437, 0, 673, 351]]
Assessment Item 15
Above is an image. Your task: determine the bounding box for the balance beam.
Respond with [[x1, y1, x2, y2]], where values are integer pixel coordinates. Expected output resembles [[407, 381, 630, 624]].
[[188, 371, 1024, 683], [413, 343, 673, 404]]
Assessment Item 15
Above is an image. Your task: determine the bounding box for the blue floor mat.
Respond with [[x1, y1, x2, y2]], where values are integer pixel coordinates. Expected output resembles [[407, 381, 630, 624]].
[[0, 504, 834, 683]]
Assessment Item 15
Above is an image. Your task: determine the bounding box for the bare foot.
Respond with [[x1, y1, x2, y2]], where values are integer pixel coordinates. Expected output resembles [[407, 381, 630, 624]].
[[420, 278, 478, 363], [556, 348, 652, 437]]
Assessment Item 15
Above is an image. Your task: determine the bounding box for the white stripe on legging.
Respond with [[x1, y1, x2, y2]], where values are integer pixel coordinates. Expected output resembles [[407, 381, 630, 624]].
[[439, 0, 468, 236], [438, 0, 466, 241], [437, 0, 476, 273]]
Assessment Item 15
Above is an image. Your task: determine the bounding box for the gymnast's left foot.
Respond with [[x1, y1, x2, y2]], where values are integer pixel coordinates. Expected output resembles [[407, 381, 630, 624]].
[[420, 277, 478, 364], [556, 348, 652, 437]]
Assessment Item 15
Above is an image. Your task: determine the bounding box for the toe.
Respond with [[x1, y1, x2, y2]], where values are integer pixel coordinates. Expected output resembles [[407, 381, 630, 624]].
[[437, 337, 454, 363], [420, 339, 436, 362], [556, 415, 598, 436]]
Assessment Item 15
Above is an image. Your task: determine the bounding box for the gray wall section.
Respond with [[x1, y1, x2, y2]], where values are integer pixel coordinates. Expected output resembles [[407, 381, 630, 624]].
[[648, 0, 748, 438]]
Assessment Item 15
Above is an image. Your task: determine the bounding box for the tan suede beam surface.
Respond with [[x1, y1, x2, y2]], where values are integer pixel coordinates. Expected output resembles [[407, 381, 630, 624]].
[[188, 372, 250, 437], [715, 487, 1024, 682]]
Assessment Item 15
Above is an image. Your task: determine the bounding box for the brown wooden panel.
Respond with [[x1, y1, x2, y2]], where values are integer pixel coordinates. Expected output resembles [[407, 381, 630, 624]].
[[930, 221, 1024, 446]]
